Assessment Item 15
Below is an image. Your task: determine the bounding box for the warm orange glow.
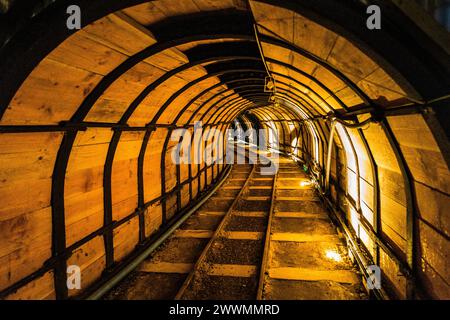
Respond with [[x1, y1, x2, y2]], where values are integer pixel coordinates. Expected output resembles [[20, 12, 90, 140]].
[[289, 124, 296, 132], [300, 180, 312, 187], [325, 250, 343, 263]]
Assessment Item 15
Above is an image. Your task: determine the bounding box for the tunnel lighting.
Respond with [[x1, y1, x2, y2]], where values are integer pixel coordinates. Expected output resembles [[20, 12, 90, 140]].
[[289, 124, 296, 133], [265, 76, 275, 92], [291, 137, 298, 147], [290, 154, 301, 162], [299, 180, 312, 187], [325, 250, 343, 263]]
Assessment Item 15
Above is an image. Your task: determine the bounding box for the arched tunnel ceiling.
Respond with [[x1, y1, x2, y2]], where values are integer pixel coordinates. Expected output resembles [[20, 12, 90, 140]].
[[0, 0, 449, 300], [0, 0, 449, 131]]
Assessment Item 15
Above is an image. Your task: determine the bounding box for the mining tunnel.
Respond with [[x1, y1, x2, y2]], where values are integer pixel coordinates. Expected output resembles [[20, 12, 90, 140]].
[[0, 0, 449, 300]]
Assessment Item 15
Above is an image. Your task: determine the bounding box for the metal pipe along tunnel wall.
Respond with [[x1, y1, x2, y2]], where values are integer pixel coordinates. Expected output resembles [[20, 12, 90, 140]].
[[0, 0, 449, 300]]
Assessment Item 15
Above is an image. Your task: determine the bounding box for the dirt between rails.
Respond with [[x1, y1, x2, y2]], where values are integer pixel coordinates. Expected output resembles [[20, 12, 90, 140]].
[[182, 273, 258, 300], [206, 238, 264, 265], [225, 215, 267, 232]]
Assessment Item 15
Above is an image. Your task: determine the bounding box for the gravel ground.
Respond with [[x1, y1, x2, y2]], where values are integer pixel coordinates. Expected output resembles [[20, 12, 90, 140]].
[[225, 215, 267, 232], [206, 238, 264, 265], [182, 274, 258, 300], [104, 272, 187, 300], [235, 199, 270, 211]]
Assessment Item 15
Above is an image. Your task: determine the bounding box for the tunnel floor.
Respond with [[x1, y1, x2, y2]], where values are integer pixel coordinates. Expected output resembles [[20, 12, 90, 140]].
[[104, 145, 366, 300]]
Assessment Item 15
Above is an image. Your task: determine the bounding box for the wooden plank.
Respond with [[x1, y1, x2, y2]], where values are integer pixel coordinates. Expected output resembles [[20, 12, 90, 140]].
[[269, 267, 359, 284], [358, 71, 408, 104], [3, 59, 102, 125], [272, 233, 339, 243], [64, 130, 113, 245], [361, 123, 402, 172], [143, 129, 166, 201], [83, 12, 187, 70], [128, 75, 192, 126], [145, 203, 163, 238], [415, 182, 449, 236], [48, 30, 127, 76], [152, 0, 201, 18], [113, 218, 140, 262], [276, 196, 320, 201], [248, 186, 272, 190], [140, 262, 193, 274], [197, 211, 226, 216], [87, 63, 165, 122], [244, 196, 271, 201], [418, 220, 448, 281], [193, 0, 244, 11], [277, 186, 314, 190], [234, 211, 267, 217], [327, 36, 378, 82], [222, 231, 264, 240], [174, 229, 214, 239], [66, 236, 106, 297], [0, 207, 52, 292], [334, 86, 365, 107], [311, 66, 347, 95], [222, 186, 242, 190], [5, 271, 55, 300], [274, 212, 328, 219], [139, 262, 257, 278], [121, 2, 167, 26], [211, 196, 235, 200], [82, 12, 158, 55], [207, 264, 258, 278], [263, 42, 318, 75]]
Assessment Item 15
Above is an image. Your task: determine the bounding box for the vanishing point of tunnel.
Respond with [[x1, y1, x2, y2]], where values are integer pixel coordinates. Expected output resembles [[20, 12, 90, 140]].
[[0, 0, 449, 300]]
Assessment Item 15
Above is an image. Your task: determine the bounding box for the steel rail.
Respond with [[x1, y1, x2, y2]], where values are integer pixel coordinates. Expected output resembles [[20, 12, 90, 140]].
[[175, 149, 256, 300], [256, 159, 278, 300], [85, 163, 233, 300]]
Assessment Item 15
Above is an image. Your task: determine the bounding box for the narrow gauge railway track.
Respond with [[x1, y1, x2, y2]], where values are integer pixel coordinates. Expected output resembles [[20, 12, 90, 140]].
[[256, 156, 366, 300], [104, 145, 366, 300]]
